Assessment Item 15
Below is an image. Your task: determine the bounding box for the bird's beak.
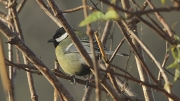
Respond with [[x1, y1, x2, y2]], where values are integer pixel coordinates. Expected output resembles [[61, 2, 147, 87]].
[[47, 39, 55, 43]]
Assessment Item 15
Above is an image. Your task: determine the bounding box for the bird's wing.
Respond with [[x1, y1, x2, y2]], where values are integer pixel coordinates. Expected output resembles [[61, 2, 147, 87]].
[[65, 40, 100, 54], [65, 40, 128, 56]]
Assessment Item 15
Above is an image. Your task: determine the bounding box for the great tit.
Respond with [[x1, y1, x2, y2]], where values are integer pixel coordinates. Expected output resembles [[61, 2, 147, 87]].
[[48, 27, 91, 76], [48, 27, 127, 77]]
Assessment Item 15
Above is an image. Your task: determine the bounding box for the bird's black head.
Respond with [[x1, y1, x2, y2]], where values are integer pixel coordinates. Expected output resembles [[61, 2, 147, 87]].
[[48, 27, 68, 48]]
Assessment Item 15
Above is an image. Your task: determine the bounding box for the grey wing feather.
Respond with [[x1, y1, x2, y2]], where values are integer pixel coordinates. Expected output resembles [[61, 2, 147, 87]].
[[65, 42, 95, 54], [65, 41, 128, 56]]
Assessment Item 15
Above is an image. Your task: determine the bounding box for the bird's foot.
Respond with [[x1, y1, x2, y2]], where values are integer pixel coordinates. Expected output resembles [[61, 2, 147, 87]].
[[70, 76, 76, 85], [84, 77, 92, 90], [84, 79, 89, 90]]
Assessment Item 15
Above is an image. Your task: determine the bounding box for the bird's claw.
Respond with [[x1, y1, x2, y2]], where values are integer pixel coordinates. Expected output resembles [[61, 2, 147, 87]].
[[84, 79, 90, 90], [70, 76, 76, 85]]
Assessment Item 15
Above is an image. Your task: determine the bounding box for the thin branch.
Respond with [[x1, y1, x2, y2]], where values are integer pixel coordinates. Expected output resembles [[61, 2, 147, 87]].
[[36, 0, 63, 27], [101, 0, 180, 20], [0, 0, 7, 5], [100, 0, 131, 14], [122, 1, 155, 100], [54, 60, 59, 101], [157, 54, 168, 83], [54, 60, 64, 101], [26, 66, 39, 101], [135, 15, 175, 45], [105, 62, 134, 78], [116, 21, 159, 84], [124, 50, 131, 75], [53, 69, 105, 91], [108, 70, 121, 94], [89, 0, 101, 11], [7, 0, 23, 40], [17, 0, 27, 13], [130, 6, 180, 19], [82, 0, 101, 101], [5, 61, 107, 92], [82, 87, 93, 101], [5, 59, 39, 73], [112, 72, 180, 101], [101, 78, 126, 101], [8, 1, 39, 100], [99, 61, 143, 101], [115, 77, 143, 101], [101, 20, 113, 45], [0, 37, 12, 101], [117, 21, 180, 100], [125, 21, 169, 83], [82, 75, 94, 101], [0, 17, 14, 28], [109, 37, 126, 62], [146, 0, 174, 38], [7, 1, 15, 100], [63, 5, 95, 13]]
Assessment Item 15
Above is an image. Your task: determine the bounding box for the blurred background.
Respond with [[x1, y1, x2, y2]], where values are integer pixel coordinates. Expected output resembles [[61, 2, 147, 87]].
[[0, 0, 180, 101]]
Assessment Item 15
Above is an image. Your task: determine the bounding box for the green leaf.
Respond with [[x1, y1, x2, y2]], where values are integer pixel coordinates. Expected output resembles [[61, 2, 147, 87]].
[[174, 67, 180, 81], [161, 0, 166, 5], [174, 35, 180, 43], [79, 10, 119, 27], [104, 10, 119, 20], [171, 46, 180, 62], [167, 61, 178, 69], [79, 11, 104, 27], [172, 22, 178, 31], [174, 35, 180, 40], [167, 45, 180, 81], [171, 47, 178, 60]]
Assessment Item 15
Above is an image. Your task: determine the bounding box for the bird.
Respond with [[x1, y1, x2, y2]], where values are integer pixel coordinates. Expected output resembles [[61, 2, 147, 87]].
[[48, 27, 127, 77]]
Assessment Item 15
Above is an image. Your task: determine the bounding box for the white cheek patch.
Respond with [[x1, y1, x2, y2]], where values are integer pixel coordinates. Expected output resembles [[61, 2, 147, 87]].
[[55, 32, 68, 42]]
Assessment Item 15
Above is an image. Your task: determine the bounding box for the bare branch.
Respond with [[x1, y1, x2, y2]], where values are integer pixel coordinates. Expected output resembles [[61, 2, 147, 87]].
[[63, 5, 96, 13], [17, 0, 27, 13], [82, 0, 101, 101]]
